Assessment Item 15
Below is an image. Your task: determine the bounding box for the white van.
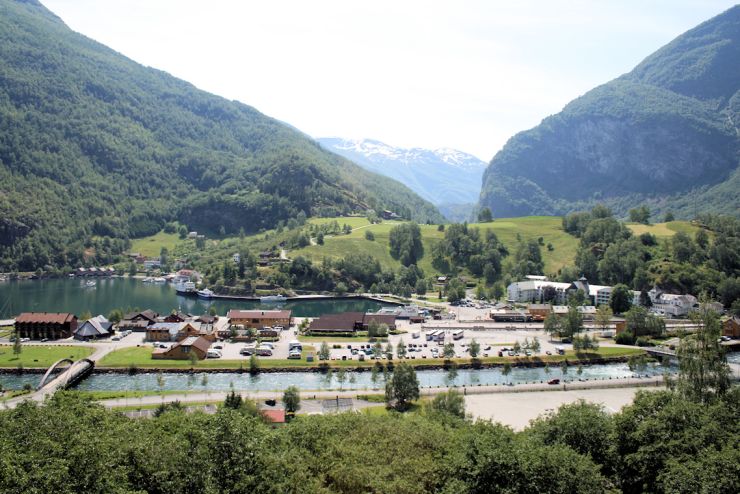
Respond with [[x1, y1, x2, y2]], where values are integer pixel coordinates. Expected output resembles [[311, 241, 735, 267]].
[[206, 349, 222, 358]]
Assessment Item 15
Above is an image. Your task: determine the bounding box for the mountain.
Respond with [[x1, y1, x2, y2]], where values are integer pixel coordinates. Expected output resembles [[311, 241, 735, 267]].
[[318, 138, 486, 220], [479, 6, 740, 219], [0, 0, 442, 271]]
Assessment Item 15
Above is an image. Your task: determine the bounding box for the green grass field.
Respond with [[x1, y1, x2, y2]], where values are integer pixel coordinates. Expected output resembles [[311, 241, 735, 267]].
[[626, 221, 701, 238], [97, 345, 643, 370], [294, 216, 580, 275], [130, 231, 182, 257], [0, 345, 94, 368]]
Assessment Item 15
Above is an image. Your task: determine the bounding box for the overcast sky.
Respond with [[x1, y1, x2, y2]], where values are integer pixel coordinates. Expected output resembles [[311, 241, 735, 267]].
[[42, 0, 736, 161]]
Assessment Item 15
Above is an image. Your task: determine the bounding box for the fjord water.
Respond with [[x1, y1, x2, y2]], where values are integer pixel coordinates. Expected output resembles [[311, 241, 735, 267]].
[[0, 278, 391, 319]]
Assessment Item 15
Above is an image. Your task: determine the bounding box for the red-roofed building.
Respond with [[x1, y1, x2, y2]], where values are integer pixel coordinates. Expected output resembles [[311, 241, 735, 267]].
[[261, 408, 286, 424], [15, 312, 78, 340]]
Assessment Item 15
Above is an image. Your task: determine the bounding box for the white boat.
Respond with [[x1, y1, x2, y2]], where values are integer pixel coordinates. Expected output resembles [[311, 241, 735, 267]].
[[175, 281, 196, 295], [197, 288, 214, 299], [142, 277, 153, 283], [85, 280, 97, 287], [152, 277, 166, 283], [260, 295, 287, 302]]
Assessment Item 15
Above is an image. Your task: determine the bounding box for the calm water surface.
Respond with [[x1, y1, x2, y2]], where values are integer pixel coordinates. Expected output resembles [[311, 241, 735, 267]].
[[0, 278, 391, 318]]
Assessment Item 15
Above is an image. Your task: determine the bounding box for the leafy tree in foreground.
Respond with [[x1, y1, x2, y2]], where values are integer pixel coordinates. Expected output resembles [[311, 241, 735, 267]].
[[428, 389, 466, 419], [385, 362, 419, 411], [609, 283, 633, 314]]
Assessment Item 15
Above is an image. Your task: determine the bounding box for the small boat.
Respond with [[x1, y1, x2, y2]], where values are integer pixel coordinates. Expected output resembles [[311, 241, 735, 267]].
[[152, 277, 166, 283], [85, 280, 97, 288], [142, 277, 153, 283], [197, 288, 214, 299], [260, 295, 287, 303]]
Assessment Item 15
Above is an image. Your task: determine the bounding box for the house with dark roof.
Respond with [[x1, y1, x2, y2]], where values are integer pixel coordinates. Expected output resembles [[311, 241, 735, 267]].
[[152, 336, 211, 360], [74, 315, 113, 340], [119, 310, 159, 331], [723, 316, 740, 338], [307, 312, 397, 335], [15, 312, 78, 340]]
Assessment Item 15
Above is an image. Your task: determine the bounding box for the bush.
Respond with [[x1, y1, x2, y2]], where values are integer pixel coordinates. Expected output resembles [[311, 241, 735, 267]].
[[364, 230, 375, 241], [615, 331, 635, 345], [636, 336, 651, 347]]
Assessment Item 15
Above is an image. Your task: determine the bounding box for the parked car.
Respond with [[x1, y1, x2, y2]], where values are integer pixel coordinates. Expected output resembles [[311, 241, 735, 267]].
[[548, 378, 560, 385], [240, 347, 255, 356], [206, 349, 222, 358], [287, 350, 302, 359], [213, 344, 223, 350], [111, 335, 121, 341], [256, 347, 273, 356]]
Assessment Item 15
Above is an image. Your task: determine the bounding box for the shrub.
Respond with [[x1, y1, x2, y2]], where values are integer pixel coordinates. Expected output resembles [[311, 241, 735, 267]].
[[615, 331, 635, 345]]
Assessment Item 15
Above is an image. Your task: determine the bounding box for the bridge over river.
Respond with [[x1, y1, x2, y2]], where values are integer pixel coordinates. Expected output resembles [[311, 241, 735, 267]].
[[645, 347, 740, 381]]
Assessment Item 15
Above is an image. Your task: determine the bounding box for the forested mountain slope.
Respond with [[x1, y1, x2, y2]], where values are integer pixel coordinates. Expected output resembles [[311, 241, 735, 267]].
[[0, 0, 441, 271], [479, 5, 740, 219]]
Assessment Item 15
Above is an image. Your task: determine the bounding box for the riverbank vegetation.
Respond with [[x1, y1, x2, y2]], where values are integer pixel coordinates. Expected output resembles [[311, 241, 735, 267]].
[[95, 346, 645, 371]]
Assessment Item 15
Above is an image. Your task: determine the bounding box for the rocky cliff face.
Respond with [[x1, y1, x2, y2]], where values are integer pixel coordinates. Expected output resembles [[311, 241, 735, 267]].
[[479, 6, 740, 219]]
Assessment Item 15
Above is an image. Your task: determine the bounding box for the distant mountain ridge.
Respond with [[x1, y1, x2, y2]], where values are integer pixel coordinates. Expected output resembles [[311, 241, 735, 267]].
[[0, 0, 442, 271], [319, 137, 486, 219], [479, 5, 740, 219]]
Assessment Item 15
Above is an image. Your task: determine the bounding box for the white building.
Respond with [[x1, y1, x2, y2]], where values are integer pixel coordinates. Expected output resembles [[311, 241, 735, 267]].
[[648, 287, 698, 317], [589, 285, 612, 306], [507, 280, 571, 304]]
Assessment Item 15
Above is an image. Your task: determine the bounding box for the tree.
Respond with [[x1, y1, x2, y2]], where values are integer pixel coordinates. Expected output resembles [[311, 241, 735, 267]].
[[396, 340, 407, 359], [283, 386, 301, 414], [127, 262, 137, 276], [370, 364, 381, 389], [561, 303, 584, 339], [385, 362, 419, 410], [334, 282, 348, 295], [384, 342, 394, 360], [531, 337, 541, 354], [502, 362, 512, 385], [188, 350, 198, 367], [595, 305, 612, 332], [428, 389, 466, 419], [156, 372, 165, 402], [415, 279, 427, 296], [223, 390, 243, 409], [364, 230, 375, 241], [676, 306, 731, 403], [443, 342, 455, 359], [12, 331, 22, 356], [629, 205, 650, 224], [318, 341, 330, 361], [249, 354, 260, 374], [609, 284, 632, 314], [372, 341, 383, 360], [469, 338, 480, 358], [107, 308, 123, 324], [336, 368, 347, 390], [477, 207, 493, 223], [388, 223, 424, 266], [663, 211, 675, 222]]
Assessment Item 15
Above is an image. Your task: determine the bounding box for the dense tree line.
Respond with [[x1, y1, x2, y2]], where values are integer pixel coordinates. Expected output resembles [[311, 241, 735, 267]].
[[562, 206, 739, 309], [0, 0, 442, 271], [0, 383, 736, 493]]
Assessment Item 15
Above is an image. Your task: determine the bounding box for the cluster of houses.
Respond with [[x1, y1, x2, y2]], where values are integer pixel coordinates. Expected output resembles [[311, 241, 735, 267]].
[[506, 276, 704, 318], [72, 267, 116, 277]]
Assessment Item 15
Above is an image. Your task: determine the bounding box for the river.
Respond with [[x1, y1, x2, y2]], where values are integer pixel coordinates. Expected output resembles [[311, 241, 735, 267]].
[[0, 278, 392, 318], [0, 362, 671, 392]]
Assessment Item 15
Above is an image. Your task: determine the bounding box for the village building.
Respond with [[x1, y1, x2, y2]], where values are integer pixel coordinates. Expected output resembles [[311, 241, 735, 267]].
[[307, 312, 397, 335], [152, 336, 211, 360], [15, 312, 78, 340], [227, 310, 292, 329], [507, 279, 570, 304], [527, 304, 551, 320], [649, 288, 698, 317], [74, 315, 113, 340], [723, 316, 740, 338], [118, 310, 159, 331]]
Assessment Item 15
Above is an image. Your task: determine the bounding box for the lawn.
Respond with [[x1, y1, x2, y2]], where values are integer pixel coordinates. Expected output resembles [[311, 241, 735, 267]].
[[129, 231, 183, 257], [0, 345, 94, 368], [97, 345, 644, 370], [292, 216, 580, 277]]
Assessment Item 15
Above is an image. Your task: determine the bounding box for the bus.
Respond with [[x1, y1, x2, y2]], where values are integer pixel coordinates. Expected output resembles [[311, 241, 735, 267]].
[[452, 330, 464, 340]]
